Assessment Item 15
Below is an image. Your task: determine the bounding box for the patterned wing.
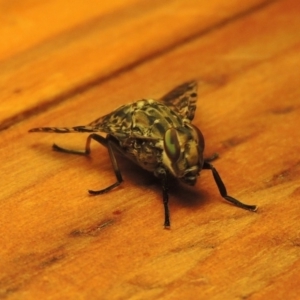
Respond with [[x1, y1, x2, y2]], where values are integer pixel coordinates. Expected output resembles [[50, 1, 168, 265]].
[[159, 81, 198, 122], [86, 103, 134, 138], [88, 99, 184, 140], [28, 103, 135, 139], [29, 83, 196, 139]]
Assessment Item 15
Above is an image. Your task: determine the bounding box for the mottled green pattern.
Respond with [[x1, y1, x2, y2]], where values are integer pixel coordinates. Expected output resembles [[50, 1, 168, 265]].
[[29, 81, 204, 184], [160, 81, 197, 121], [87, 99, 183, 140]]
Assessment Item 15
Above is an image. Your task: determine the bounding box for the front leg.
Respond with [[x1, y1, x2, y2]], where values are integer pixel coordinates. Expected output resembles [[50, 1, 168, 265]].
[[156, 167, 171, 228], [204, 152, 219, 163], [203, 161, 257, 211]]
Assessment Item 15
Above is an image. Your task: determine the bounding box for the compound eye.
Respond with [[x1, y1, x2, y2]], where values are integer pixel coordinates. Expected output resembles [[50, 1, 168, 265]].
[[191, 124, 205, 151], [164, 128, 181, 162]]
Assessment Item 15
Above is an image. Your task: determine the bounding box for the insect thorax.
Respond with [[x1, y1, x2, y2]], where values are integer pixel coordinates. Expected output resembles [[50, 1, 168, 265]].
[[110, 100, 204, 184], [122, 138, 163, 172]]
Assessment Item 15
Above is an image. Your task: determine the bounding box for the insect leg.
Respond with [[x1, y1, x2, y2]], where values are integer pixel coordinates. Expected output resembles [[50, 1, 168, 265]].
[[203, 161, 257, 211], [156, 168, 171, 228], [54, 134, 123, 194], [86, 134, 123, 195], [52, 134, 93, 155], [204, 152, 219, 163]]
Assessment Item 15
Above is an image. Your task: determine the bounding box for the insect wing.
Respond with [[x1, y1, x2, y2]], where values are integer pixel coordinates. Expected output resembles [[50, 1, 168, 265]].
[[159, 81, 198, 122], [86, 100, 167, 142], [85, 103, 135, 139]]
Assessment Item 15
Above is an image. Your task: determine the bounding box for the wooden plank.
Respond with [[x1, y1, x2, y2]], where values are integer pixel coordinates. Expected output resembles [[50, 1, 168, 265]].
[[1, 0, 300, 299], [0, 0, 140, 60], [0, 0, 275, 129]]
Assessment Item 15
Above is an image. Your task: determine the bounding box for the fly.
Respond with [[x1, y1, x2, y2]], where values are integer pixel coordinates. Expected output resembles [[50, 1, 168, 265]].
[[29, 81, 257, 228]]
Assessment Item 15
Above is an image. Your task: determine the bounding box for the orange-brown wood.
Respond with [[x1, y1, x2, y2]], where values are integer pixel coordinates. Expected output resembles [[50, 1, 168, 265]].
[[1, 0, 272, 129], [1, 0, 300, 299]]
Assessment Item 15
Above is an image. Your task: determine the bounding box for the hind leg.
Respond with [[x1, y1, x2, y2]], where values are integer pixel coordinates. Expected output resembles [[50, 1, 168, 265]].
[[52, 134, 94, 155], [54, 134, 123, 194]]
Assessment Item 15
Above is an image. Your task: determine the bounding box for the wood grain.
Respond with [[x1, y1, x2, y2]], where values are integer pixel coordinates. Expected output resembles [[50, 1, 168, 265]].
[[1, 0, 300, 299], [1, 0, 274, 129]]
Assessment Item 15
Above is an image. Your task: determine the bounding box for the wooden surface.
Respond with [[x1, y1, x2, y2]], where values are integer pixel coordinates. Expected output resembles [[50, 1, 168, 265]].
[[1, 0, 300, 299]]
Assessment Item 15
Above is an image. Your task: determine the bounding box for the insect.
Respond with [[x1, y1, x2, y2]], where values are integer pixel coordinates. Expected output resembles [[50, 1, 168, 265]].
[[29, 81, 257, 227]]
